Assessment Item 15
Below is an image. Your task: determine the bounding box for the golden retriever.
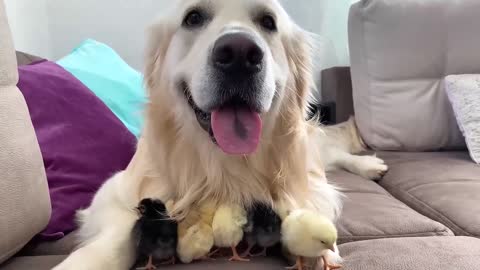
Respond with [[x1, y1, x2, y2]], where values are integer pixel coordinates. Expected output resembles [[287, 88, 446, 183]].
[[54, 1, 387, 269]]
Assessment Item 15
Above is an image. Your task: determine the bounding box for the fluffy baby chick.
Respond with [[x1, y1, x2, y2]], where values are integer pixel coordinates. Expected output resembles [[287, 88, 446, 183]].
[[177, 200, 217, 263], [132, 198, 178, 270], [242, 202, 282, 257], [212, 203, 249, 262], [281, 209, 341, 270], [177, 223, 214, 263]]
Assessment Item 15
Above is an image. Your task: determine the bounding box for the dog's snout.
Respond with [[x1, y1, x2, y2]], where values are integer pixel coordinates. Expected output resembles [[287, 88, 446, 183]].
[[212, 33, 264, 75]]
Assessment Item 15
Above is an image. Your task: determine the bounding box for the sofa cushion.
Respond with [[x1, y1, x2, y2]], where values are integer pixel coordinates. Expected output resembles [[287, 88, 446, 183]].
[[445, 75, 480, 164], [379, 151, 480, 237], [17, 60, 137, 241], [0, 256, 65, 270], [57, 39, 146, 138], [159, 257, 286, 270], [0, 256, 66, 270], [349, 0, 480, 151], [19, 233, 76, 257], [41, 257, 286, 270], [339, 236, 480, 270], [15, 51, 43, 66], [0, 0, 51, 263], [329, 170, 453, 244]]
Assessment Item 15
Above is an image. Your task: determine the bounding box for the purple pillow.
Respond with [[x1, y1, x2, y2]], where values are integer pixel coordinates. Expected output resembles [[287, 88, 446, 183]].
[[17, 60, 137, 241]]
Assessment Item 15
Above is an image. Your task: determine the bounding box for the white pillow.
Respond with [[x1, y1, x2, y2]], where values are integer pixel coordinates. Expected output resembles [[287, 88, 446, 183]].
[[445, 75, 480, 164]]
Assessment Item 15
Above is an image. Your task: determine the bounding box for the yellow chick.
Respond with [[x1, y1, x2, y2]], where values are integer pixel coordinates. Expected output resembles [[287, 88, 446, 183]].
[[177, 223, 214, 263], [212, 204, 249, 262], [176, 200, 217, 264], [281, 209, 341, 270]]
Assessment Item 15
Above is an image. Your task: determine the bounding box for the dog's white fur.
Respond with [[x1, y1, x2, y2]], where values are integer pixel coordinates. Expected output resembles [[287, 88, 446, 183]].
[[54, 1, 387, 269]]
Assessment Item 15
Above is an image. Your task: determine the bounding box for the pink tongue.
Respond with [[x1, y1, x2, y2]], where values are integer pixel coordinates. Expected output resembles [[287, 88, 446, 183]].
[[211, 107, 262, 155]]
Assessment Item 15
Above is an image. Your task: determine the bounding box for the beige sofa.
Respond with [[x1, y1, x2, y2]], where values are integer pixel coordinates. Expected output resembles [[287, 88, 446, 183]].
[[0, 0, 51, 265], [1, 0, 480, 269]]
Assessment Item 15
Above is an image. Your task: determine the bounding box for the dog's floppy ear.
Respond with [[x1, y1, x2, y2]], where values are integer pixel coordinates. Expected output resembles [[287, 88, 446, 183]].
[[283, 26, 315, 111], [269, 26, 315, 202], [144, 20, 175, 93]]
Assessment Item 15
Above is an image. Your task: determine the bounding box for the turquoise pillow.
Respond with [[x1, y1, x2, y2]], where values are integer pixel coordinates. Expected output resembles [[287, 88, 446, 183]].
[[58, 39, 146, 137]]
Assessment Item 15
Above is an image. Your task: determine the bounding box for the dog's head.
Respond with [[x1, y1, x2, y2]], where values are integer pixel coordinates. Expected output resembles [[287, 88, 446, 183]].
[[146, 0, 313, 156]]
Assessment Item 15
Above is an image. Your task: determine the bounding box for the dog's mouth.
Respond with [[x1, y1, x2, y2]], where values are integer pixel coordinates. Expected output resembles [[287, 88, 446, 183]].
[[181, 82, 263, 155], [181, 82, 215, 142]]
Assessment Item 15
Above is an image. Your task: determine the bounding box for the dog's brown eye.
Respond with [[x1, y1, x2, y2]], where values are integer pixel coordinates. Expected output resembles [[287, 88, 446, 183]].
[[260, 15, 277, 32], [183, 10, 205, 28]]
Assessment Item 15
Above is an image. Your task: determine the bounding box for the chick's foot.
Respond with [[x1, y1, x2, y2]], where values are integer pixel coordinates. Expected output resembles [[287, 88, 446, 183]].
[[286, 257, 305, 270], [160, 257, 176, 265], [136, 255, 157, 270], [240, 244, 254, 258], [199, 256, 217, 261], [228, 246, 250, 262], [251, 247, 267, 257], [321, 256, 342, 270], [207, 248, 220, 258]]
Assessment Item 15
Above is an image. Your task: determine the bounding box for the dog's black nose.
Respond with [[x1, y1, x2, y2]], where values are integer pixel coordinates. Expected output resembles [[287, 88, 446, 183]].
[[212, 33, 264, 75]]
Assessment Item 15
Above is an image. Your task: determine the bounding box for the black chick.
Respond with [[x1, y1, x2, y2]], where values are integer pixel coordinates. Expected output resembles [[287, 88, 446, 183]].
[[242, 202, 282, 257], [133, 198, 178, 270]]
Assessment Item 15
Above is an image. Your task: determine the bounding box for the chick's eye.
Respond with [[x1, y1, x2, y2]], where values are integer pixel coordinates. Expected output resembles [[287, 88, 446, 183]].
[[260, 14, 277, 32], [321, 241, 326, 244], [183, 10, 205, 28]]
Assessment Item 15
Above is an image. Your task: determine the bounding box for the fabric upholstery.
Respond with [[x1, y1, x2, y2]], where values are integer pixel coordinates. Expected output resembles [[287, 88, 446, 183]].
[[330, 170, 453, 244], [0, 0, 51, 263], [349, 0, 480, 151], [19, 233, 76, 257], [15, 52, 43, 66], [445, 75, 480, 164], [57, 39, 146, 137], [378, 151, 480, 237], [5, 238, 480, 270], [17, 60, 137, 241], [152, 257, 287, 270], [321, 67, 354, 124], [0, 256, 66, 270], [339, 236, 480, 270], [0, 256, 287, 270]]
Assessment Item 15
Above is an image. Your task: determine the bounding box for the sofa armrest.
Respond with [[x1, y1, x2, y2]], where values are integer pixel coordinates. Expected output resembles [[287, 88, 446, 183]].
[[320, 66, 354, 124], [0, 1, 51, 263]]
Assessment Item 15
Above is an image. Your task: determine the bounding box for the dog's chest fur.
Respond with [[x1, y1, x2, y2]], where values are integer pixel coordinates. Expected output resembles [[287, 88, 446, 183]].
[[131, 108, 310, 217]]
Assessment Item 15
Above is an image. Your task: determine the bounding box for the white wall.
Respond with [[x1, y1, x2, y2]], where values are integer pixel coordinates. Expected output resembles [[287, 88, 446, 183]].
[[5, 0, 355, 72], [282, 0, 358, 69], [4, 0, 52, 58], [47, 0, 170, 70]]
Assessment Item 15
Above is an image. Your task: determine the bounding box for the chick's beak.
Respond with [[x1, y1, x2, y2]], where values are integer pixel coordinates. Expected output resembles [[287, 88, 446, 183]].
[[328, 244, 335, 252]]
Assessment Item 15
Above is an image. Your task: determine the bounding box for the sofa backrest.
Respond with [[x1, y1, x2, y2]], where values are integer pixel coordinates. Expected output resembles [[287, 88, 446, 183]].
[[349, 0, 480, 151], [0, 0, 51, 263]]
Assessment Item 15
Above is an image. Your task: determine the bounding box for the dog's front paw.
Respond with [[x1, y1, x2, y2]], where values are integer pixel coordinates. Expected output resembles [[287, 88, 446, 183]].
[[354, 155, 389, 181]]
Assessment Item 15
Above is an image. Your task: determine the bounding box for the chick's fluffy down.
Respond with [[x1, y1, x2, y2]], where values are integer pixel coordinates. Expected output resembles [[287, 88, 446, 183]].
[[177, 223, 214, 263], [212, 204, 248, 247], [281, 209, 337, 258]]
